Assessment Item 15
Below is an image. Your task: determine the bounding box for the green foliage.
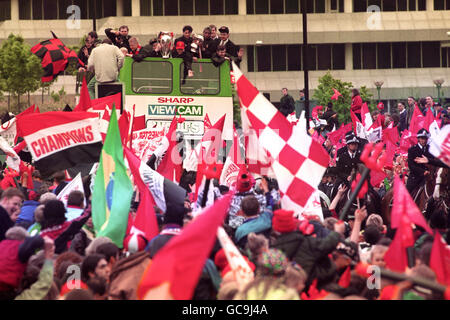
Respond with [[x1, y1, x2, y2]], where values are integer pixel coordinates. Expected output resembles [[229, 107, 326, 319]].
[[50, 86, 66, 104], [0, 34, 42, 112], [312, 72, 373, 124]]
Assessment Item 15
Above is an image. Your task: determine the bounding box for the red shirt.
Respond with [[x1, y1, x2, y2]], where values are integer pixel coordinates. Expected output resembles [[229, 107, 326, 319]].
[[351, 95, 363, 113]]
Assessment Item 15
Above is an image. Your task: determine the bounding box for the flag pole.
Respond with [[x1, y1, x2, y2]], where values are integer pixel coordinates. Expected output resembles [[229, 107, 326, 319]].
[[358, 263, 448, 295], [301, 0, 310, 131], [200, 179, 211, 208], [339, 167, 370, 220]]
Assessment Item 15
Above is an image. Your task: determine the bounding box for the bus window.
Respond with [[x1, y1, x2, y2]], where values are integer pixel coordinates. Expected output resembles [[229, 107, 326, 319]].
[[180, 62, 220, 95], [132, 61, 173, 94]]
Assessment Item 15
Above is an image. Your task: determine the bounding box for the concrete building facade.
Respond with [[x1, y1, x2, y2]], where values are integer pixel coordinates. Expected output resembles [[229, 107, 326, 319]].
[[0, 0, 449, 111]]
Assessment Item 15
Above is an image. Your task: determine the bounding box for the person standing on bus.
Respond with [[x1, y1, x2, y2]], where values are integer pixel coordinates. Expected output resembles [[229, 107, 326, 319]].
[[214, 26, 239, 58], [202, 27, 216, 58], [105, 26, 131, 52], [87, 39, 125, 99], [175, 25, 194, 53], [172, 41, 194, 83]]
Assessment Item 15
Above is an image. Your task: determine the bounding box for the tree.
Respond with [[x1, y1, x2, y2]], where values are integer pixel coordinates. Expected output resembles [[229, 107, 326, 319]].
[[0, 34, 42, 113], [313, 72, 373, 124]]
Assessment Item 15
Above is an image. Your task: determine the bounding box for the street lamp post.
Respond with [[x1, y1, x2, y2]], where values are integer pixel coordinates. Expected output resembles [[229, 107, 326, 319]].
[[374, 81, 384, 103], [301, 0, 309, 131], [433, 79, 445, 104]]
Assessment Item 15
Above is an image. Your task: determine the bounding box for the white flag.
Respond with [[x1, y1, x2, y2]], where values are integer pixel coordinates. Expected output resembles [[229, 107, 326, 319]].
[[57, 173, 85, 208]]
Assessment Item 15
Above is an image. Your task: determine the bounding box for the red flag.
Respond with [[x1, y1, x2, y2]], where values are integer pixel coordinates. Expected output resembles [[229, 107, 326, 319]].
[[361, 102, 373, 130], [132, 115, 146, 132], [338, 266, 351, 288], [73, 76, 91, 112], [118, 111, 131, 146], [15, 104, 40, 143], [409, 104, 424, 139], [383, 126, 400, 145], [430, 232, 450, 285], [124, 147, 159, 243], [312, 106, 323, 120], [328, 123, 352, 146], [423, 108, 436, 132], [204, 113, 212, 131], [156, 116, 182, 182], [390, 176, 432, 234], [90, 93, 122, 113], [384, 140, 396, 167], [137, 193, 233, 300], [384, 213, 414, 272], [191, 114, 226, 202], [399, 130, 414, 154], [331, 88, 342, 101]]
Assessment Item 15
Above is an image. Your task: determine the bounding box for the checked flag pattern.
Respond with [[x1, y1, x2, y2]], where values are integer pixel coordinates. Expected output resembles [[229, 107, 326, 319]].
[[233, 62, 329, 215], [31, 32, 82, 83]]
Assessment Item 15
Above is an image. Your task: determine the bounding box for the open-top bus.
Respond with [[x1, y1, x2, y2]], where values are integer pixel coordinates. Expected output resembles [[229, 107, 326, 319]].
[[118, 56, 234, 142]]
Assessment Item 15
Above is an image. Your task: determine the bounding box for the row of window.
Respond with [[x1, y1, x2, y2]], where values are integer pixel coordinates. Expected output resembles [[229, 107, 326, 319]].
[[353, 0, 426, 11], [353, 42, 448, 69], [140, 0, 238, 16], [246, 42, 449, 72], [3, 0, 450, 20], [246, 0, 344, 14], [17, 0, 132, 20], [247, 44, 345, 72]]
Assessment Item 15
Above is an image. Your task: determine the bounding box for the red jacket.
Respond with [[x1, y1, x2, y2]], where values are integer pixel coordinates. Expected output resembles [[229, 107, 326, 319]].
[[0, 240, 26, 291], [351, 95, 363, 114]]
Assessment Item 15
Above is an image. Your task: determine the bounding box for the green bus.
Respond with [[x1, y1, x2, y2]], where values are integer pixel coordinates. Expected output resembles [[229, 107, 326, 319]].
[[119, 56, 234, 141]]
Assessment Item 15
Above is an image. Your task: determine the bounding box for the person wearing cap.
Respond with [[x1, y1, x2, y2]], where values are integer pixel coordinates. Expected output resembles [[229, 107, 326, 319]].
[[172, 40, 194, 82], [406, 128, 449, 195], [215, 26, 239, 58], [335, 132, 362, 190]]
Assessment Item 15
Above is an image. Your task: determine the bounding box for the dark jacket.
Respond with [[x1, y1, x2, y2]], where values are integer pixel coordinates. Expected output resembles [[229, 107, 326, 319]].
[[172, 50, 193, 84], [321, 109, 339, 132], [105, 28, 131, 52], [202, 38, 217, 58], [406, 144, 448, 193], [211, 53, 241, 68], [399, 110, 407, 132], [272, 231, 341, 289], [175, 36, 193, 52], [0, 206, 14, 242], [278, 94, 296, 117], [335, 146, 362, 184], [213, 38, 238, 57], [146, 225, 182, 258], [77, 45, 94, 69]]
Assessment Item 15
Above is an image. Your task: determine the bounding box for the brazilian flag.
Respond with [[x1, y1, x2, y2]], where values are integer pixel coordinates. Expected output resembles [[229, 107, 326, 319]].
[[92, 104, 132, 248]]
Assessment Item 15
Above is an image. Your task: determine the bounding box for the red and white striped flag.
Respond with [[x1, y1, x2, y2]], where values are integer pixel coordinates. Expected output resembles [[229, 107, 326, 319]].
[[233, 62, 329, 216]]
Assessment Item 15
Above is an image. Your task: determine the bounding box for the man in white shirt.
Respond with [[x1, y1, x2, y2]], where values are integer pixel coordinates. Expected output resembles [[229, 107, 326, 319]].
[[87, 39, 125, 99]]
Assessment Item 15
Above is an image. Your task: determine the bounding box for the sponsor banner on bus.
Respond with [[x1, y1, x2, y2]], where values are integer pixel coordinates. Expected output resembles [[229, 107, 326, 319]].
[[125, 96, 233, 140]]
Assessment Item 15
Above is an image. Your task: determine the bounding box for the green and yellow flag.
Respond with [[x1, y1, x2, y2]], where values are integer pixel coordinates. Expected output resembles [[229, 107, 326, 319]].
[[92, 104, 133, 248]]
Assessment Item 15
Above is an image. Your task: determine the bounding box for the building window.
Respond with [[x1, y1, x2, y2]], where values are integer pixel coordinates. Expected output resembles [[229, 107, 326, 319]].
[[0, 0, 10, 21], [123, 0, 132, 15], [392, 42, 406, 68], [248, 43, 345, 72], [353, 0, 426, 11], [423, 42, 441, 67], [19, 0, 31, 19], [434, 0, 450, 9], [377, 43, 391, 68], [287, 44, 301, 70], [247, 0, 325, 14], [141, 0, 237, 15], [354, 41, 446, 69]]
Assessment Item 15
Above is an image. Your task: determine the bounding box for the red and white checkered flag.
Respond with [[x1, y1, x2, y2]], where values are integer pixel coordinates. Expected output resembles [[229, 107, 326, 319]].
[[233, 62, 330, 216]]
